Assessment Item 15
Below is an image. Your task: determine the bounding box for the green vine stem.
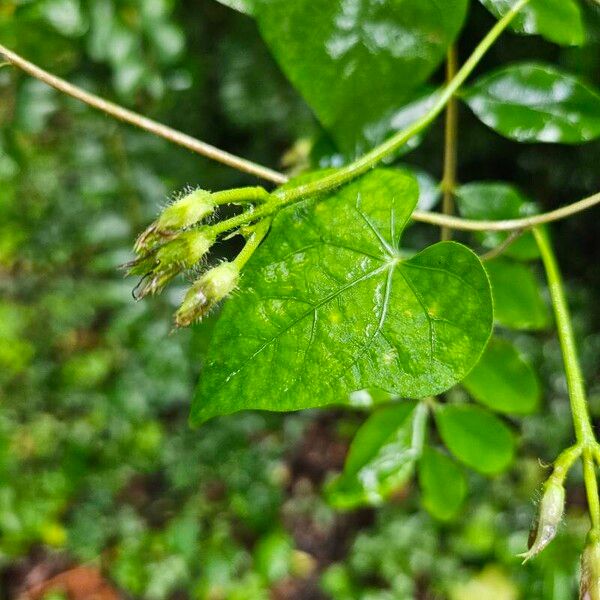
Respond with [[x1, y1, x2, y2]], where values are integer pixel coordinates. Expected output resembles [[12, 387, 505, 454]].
[[233, 219, 272, 270], [533, 226, 600, 533]]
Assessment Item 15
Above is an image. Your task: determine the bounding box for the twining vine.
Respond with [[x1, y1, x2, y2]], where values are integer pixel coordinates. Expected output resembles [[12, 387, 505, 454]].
[[4, 0, 600, 593]]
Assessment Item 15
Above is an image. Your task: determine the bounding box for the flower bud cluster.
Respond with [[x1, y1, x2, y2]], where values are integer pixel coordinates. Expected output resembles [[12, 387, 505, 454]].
[[126, 229, 215, 299]]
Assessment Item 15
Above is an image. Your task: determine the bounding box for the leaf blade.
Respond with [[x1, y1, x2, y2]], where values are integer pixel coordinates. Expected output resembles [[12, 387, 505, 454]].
[[418, 446, 467, 520], [434, 404, 515, 475], [255, 0, 468, 153], [463, 63, 600, 144], [463, 337, 540, 414], [191, 170, 493, 424]]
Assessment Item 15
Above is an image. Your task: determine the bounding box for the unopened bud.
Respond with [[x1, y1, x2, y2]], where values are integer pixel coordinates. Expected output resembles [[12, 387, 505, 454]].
[[134, 189, 215, 253], [581, 538, 600, 600], [175, 262, 239, 327], [125, 229, 215, 299], [519, 480, 565, 562], [155, 229, 214, 269]]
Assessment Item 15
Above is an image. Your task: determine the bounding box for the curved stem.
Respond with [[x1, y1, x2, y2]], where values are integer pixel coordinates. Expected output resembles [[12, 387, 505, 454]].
[[480, 229, 525, 261], [411, 190, 600, 231], [0, 43, 286, 184], [233, 219, 271, 269], [533, 226, 600, 530], [441, 45, 459, 242]]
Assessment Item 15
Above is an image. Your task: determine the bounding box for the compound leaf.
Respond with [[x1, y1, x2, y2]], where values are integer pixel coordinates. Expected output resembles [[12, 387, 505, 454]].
[[463, 63, 600, 144], [418, 446, 467, 520], [434, 404, 515, 475], [486, 258, 550, 330], [326, 401, 422, 509], [191, 169, 493, 424], [463, 337, 540, 414]]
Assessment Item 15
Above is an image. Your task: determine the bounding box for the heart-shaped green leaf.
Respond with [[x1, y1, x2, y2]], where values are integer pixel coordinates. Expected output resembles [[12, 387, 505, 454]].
[[478, 0, 584, 47], [326, 401, 422, 509], [463, 63, 600, 144], [486, 258, 550, 330], [434, 404, 515, 475], [418, 446, 467, 520], [254, 0, 468, 153], [463, 337, 540, 414], [455, 182, 539, 261], [191, 169, 493, 424]]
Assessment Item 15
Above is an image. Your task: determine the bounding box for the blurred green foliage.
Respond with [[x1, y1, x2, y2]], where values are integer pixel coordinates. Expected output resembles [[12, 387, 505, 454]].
[[1, 1, 600, 599]]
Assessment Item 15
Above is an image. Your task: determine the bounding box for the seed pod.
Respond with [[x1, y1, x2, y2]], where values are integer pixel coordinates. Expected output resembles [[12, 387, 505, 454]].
[[581, 539, 600, 600], [175, 261, 239, 327], [518, 480, 565, 562], [135, 189, 215, 253]]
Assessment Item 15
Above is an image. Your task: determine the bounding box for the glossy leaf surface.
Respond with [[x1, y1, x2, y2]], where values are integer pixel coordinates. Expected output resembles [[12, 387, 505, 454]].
[[455, 182, 539, 260], [255, 0, 468, 152], [463, 337, 540, 414], [192, 170, 493, 424], [418, 446, 467, 521], [486, 258, 550, 330], [478, 0, 584, 46], [215, 0, 254, 15], [463, 63, 600, 144], [326, 401, 421, 509], [434, 404, 515, 475]]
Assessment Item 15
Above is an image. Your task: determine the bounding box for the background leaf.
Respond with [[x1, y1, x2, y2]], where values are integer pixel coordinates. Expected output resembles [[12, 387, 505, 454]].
[[486, 258, 550, 330], [434, 404, 515, 475], [418, 446, 467, 521], [215, 0, 255, 15], [455, 182, 539, 260], [463, 337, 540, 414], [326, 401, 421, 509], [478, 0, 584, 46], [463, 63, 600, 144], [192, 170, 493, 424], [255, 0, 468, 153]]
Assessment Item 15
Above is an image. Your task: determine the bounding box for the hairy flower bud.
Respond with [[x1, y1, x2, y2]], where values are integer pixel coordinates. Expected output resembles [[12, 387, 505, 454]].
[[125, 229, 215, 299], [134, 189, 215, 253], [581, 539, 600, 600], [175, 262, 239, 327], [519, 480, 565, 562]]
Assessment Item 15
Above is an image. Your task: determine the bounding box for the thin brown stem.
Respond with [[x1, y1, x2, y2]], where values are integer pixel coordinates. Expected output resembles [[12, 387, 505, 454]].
[[441, 46, 458, 242], [411, 190, 600, 232], [0, 43, 286, 184], [480, 230, 525, 261]]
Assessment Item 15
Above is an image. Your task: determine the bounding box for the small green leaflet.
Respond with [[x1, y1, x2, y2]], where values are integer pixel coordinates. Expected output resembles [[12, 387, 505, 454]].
[[326, 401, 424, 509], [463, 337, 540, 415], [486, 258, 550, 330], [434, 404, 515, 475], [418, 446, 466, 521], [191, 169, 493, 424], [463, 63, 600, 144], [478, 0, 584, 47], [254, 0, 468, 153], [455, 182, 539, 261]]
